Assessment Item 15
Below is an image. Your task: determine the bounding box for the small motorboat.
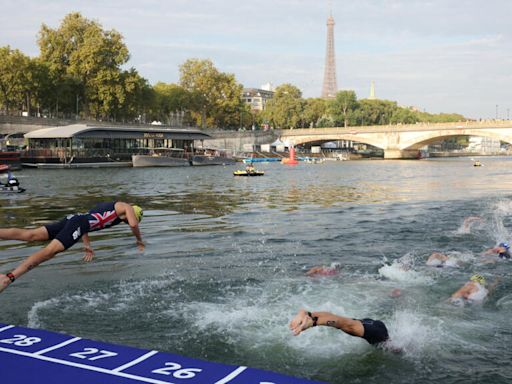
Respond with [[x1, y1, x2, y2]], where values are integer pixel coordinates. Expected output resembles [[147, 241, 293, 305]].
[[233, 170, 265, 177], [473, 161, 483, 167], [0, 184, 25, 193], [0, 173, 25, 193]]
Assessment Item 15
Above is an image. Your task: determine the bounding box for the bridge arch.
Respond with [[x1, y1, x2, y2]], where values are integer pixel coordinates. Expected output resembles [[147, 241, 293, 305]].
[[289, 135, 385, 150], [399, 129, 512, 151]]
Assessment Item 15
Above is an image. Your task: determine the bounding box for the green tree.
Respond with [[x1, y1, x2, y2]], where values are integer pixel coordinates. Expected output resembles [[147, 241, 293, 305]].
[[329, 90, 358, 128], [302, 98, 328, 128], [263, 83, 303, 129], [0, 46, 32, 113], [179, 58, 243, 129], [37, 12, 130, 119]]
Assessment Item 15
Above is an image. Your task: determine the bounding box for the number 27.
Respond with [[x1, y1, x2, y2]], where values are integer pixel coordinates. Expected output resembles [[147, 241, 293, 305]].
[[70, 347, 118, 361]]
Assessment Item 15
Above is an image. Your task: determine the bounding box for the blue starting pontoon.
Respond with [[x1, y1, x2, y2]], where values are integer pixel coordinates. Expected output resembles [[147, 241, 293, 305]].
[[0, 323, 322, 384]]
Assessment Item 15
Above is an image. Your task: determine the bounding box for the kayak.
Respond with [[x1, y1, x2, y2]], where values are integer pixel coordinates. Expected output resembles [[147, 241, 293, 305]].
[[233, 170, 265, 176]]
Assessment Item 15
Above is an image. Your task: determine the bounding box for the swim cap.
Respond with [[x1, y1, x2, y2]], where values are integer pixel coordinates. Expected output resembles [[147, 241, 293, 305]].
[[499, 242, 510, 250], [470, 274, 485, 285], [132, 205, 143, 222], [330, 262, 341, 270]]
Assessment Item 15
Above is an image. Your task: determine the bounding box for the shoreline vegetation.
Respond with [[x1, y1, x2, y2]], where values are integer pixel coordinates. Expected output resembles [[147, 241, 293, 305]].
[[0, 12, 466, 132]]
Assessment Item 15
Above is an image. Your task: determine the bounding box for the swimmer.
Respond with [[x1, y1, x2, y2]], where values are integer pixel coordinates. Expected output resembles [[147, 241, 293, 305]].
[[484, 242, 511, 260], [0, 201, 144, 293], [426, 252, 460, 268], [462, 216, 483, 231], [245, 163, 255, 173], [289, 308, 389, 346], [448, 274, 499, 305], [306, 262, 341, 277]]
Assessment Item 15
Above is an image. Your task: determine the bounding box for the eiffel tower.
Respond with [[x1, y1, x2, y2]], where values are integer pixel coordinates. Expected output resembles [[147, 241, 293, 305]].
[[321, 13, 337, 99]]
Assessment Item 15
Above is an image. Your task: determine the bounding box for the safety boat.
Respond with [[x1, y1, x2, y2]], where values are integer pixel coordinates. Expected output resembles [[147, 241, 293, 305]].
[[0, 173, 25, 193], [473, 161, 483, 167], [233, 170, 265, 176], [0, 184, 25, 193]]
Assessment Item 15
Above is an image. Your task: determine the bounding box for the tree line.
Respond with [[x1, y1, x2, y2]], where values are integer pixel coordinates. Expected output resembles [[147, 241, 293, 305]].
[[0, 12, 465, 129]]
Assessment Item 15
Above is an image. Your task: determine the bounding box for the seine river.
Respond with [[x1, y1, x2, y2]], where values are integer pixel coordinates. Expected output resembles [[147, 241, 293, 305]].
[[1, 157, 512, 383]]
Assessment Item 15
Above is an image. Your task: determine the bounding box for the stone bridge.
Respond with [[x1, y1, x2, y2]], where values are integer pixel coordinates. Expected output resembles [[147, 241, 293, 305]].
[[3, 116, 512, 159], [279, 121, 512, 159]]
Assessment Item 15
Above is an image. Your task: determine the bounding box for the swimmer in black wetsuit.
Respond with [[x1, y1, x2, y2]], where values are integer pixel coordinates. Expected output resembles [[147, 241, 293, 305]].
[[289, 308, 389, 346], [0, 201, 144, 293]]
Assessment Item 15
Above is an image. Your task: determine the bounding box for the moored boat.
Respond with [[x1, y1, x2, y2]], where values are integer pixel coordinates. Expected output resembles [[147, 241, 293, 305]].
[[0, 151, 21, 170], [132, 148, 190, 167], [191, 148, 237, 166]]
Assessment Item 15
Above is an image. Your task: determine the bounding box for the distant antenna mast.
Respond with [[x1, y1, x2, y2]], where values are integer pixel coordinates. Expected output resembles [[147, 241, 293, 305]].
[[369, 80, 376, 100]]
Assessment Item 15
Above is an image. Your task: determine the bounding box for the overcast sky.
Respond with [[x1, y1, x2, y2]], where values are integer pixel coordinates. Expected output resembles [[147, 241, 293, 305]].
[[1, 0, 511, 119]]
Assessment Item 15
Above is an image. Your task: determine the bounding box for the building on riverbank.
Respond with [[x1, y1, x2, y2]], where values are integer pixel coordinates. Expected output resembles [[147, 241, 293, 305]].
[[242, 88, 274, 111], [22, 124, 211, 167]]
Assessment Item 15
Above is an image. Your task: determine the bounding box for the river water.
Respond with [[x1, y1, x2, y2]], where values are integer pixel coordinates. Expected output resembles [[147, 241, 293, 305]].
[[1, 157, 512, 383]]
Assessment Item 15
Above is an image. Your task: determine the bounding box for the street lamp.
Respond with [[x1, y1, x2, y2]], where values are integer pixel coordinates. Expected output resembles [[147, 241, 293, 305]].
[[496, 104, 499, 119], [76, 95, 80, 120]]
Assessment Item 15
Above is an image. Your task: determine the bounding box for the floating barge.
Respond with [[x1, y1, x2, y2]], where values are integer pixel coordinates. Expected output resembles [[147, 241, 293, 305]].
[[21, 124, 211, 168]]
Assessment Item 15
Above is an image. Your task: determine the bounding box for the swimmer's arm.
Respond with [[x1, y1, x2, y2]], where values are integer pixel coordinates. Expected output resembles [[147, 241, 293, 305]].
[[118, 202, 145, 250], [82, 233, 94, 262], [450, 282, 475, 301], [130, 224, 144, 251], [306, 266, 322, 276], [289, 309, 364, 337]]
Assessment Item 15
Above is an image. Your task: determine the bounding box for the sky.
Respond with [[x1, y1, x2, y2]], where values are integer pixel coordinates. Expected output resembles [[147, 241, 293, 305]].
[[1, 0, 511, 119]]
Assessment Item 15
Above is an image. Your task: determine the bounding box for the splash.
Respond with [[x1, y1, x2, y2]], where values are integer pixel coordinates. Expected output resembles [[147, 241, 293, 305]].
[[385, 309, 442, 358], [378, 261, 433, 285]]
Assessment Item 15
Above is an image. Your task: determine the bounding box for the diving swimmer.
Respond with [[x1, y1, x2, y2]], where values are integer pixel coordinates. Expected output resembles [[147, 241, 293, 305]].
[[0, 201, 144, 293], [289, 308, 389, 346]]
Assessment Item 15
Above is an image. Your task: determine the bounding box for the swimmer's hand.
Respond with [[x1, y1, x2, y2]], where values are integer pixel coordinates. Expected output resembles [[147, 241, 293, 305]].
[[0, 274, 11, 293], [136, 240, 145, 251], [83, 246, 95, 262], [289, 309, 314, 336]]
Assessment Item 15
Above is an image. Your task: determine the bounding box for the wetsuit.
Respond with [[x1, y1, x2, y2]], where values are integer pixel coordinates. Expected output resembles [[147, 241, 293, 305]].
[[44, 202, 123, 250], [358, 318, 389, 345]]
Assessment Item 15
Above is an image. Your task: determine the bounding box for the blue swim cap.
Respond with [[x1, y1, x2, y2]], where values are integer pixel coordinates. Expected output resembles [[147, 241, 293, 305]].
[[499, 242, 510, 250]]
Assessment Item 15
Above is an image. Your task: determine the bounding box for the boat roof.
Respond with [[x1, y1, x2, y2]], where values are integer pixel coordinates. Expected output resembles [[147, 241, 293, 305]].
[[24, 124, 211, 140]]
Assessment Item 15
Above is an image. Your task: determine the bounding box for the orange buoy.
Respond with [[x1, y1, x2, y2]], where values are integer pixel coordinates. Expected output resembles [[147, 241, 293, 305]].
[[281, 145, 298, 165]]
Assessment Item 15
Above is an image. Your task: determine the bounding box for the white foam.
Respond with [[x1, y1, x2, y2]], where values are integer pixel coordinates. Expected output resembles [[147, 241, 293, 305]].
[[27, 275, 180, 327], [385, 310, 442, 357], [27, 297, 60, 328], [378, 263, 433, 284]]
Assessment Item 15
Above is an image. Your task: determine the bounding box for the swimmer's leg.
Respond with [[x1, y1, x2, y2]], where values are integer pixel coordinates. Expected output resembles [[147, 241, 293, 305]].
[[0, 239, 65, 293], [0, 226, 49, 242]]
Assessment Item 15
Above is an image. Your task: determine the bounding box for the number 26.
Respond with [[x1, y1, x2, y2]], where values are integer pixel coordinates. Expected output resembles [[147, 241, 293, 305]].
[[152, 362, 202, 379]]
